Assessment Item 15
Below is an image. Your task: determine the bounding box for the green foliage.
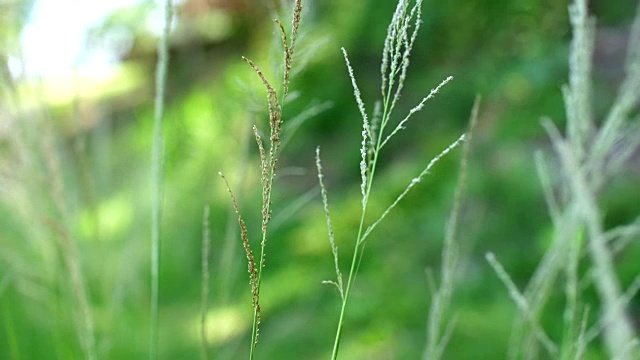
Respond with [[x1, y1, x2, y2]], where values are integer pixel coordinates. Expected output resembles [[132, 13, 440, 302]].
[[0, 0, 639, 359]]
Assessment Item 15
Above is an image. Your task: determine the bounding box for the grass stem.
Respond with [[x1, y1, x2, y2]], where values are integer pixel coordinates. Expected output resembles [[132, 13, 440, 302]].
[[150, 0, 174, 359]]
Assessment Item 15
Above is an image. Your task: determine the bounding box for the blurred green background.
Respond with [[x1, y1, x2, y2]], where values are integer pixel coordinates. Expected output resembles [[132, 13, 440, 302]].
[[1, 0, 639, 359]]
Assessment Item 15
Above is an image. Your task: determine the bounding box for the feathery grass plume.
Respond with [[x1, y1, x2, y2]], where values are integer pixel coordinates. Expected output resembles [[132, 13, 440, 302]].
[[280, 100, 333, 151], [6, 117, 97, 359], [315, 147, 344, 301], [150, 0, 174, 358], [222, 1, 302, 357], [277, 0, 301, 99], [546, 125, 640, 356], [340, 47, 371, 204], [327, 1, 463, 358], [489, 1, 640, 359], [200, 206, 211, 360], [497, 145, 588, 359], [0, 61, 96, 359], [219, 172, 260, 333], [548, 1, 639, 356], [38, 120, 97, 360], [47, 181, 97, 360], [424, 95, 480, 360]]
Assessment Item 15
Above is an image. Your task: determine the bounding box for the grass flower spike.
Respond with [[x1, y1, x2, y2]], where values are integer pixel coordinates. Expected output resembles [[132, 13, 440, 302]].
[[317, 1, 468, 358]]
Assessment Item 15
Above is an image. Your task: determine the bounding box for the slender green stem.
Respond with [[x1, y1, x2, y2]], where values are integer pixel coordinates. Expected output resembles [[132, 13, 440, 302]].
[[150, 1, 173, 359], [331, 90, 393, 359]]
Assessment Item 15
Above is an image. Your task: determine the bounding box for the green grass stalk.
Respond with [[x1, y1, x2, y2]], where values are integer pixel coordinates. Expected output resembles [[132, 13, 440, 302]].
[[325, 2, 466, 357], [150, 0, 174, 358]]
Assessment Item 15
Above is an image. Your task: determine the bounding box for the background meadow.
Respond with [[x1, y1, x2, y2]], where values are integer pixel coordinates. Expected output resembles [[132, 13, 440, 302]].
[[1, 0, 639, 359]]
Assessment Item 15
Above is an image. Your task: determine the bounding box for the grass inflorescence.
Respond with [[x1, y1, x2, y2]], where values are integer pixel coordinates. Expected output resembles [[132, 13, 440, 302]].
[[220, 1, 303, 358], [314, 1, 470, 358]]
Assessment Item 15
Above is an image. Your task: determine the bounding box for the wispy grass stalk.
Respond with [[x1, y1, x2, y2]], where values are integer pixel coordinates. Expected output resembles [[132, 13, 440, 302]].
[[574, 307, 590, 360], [1, 57, 96, 360], [150, 0, 174, 358], [218, 118, 253, 305], [40, 124, 97, 360], [486, 252, 558, 356], [316, 1, 465, 358], [316, 147, 344, 301], [424, 95, 480, 360], [549, 0, 639, 356], [221, 1, 302, 358], [488, 1, 640, 359]]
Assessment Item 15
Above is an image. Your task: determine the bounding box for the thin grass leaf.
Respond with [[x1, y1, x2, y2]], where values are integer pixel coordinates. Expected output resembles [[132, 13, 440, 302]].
[[271, 185, 318, 230], [281, 100, 333, 151]]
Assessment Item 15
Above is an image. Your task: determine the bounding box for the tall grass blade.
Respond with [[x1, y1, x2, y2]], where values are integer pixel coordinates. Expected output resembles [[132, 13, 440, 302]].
[[424, 95, 480, 360], [150, 0, 174, 358]]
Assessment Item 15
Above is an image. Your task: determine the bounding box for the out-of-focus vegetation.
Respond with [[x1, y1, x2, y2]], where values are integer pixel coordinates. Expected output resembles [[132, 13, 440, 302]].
[[0, 0, 639, 359]]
